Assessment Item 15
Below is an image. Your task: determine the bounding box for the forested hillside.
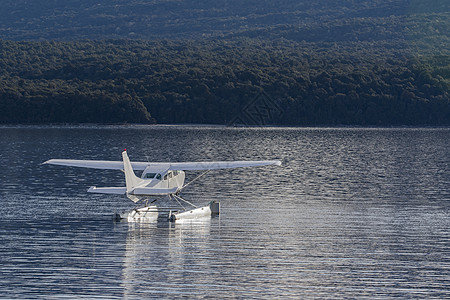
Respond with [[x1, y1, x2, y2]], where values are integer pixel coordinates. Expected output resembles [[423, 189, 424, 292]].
[[1, 39, 448, 125], [0, 0, 448, 125], [0, 0, 448, 41]]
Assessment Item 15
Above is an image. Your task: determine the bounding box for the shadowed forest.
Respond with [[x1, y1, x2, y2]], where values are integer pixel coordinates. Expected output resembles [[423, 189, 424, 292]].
[[0, 0, 449, 125]]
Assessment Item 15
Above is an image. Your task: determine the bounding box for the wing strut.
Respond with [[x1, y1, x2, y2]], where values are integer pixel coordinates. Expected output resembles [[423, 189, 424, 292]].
[[177, 170, 211, 194]]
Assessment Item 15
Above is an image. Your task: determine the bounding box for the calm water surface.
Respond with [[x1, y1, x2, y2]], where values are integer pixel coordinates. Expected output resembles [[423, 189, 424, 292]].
[[0, 126, 449, 299]]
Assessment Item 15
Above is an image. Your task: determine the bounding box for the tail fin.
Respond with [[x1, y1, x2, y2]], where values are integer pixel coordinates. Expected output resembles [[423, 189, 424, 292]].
[[122, 150, 144, 193]]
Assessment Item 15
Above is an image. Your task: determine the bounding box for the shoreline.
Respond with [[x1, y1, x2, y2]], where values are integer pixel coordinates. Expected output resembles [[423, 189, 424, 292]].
[[1, 123, 449, 130]]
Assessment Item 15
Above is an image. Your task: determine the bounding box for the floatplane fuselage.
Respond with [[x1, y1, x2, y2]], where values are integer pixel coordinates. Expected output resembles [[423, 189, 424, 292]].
[[88, 150, 187, 203]]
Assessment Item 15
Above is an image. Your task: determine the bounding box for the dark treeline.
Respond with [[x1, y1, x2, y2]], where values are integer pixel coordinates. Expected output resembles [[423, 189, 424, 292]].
[[0, 39, 449, 125]]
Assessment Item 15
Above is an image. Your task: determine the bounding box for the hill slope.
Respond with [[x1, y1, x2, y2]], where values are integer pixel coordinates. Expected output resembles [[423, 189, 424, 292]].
[[0, 1, 448, 125], [0, 0, 448, 42], [1, 39, 448, 125]]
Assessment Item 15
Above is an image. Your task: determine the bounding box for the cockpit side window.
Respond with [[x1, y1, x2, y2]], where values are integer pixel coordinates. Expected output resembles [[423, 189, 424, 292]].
[[156, 173, 161, 180]]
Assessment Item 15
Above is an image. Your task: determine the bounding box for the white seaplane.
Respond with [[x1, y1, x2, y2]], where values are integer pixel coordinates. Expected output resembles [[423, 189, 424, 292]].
[[43, 150, 281, 222]]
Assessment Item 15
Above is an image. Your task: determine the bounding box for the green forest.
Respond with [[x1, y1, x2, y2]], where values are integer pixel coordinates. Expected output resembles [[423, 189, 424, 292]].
[[0, 0, 449, 125], [1, 39, 448, 125]]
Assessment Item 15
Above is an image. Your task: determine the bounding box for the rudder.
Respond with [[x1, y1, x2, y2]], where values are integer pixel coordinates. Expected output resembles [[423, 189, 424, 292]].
[[122, 150, 143, 193]]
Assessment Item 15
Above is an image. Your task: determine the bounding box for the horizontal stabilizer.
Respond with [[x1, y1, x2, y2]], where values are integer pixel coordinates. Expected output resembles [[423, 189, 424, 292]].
[[87, 186, 127, 194], [131, 187, 178, 196]]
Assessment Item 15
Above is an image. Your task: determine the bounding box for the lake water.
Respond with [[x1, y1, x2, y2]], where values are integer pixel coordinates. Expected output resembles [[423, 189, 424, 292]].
[[0, 125, 449, 299]]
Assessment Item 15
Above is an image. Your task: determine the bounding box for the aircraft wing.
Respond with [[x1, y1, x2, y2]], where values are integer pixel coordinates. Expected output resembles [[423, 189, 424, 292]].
[[43, 159, 150, 170], [167, 160, 282, 171], [43, 159, 281, 171]]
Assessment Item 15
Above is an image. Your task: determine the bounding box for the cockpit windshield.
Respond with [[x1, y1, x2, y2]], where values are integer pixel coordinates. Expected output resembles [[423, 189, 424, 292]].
[[144, 172, 157, 179]]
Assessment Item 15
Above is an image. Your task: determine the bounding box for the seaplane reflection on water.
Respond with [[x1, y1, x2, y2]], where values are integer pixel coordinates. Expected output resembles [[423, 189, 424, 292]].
[[122, 218, 213, 297], [43, 150, 281, 222]]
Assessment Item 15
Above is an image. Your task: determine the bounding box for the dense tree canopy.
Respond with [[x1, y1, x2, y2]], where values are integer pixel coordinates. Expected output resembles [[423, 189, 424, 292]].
[[0, 39, 448, 125], [0, 1, 448, 125], [0, 0, 448, 41]]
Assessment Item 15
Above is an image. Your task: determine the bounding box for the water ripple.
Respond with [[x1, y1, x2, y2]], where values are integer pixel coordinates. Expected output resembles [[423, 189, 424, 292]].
[[0, 126, 449, 299]]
